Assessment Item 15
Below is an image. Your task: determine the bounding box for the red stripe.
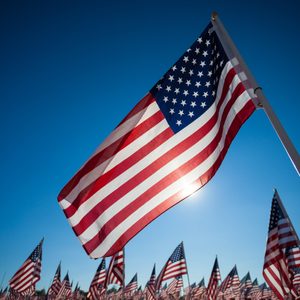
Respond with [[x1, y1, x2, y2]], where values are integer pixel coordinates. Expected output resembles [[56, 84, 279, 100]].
[[86, 100, 255, 256], [80, 83, 250, 251], [263, 265, 285, 300], [72, 69, 242, 237], [58, 94, 155, 202]]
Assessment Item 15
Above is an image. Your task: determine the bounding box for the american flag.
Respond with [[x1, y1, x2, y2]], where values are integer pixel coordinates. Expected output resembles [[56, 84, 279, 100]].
[[88, 258, 106, 300], [145, 264, 156, 300], [220, 265, 240, 299], [155, 242, 187, 290], [193, 278, 206, 299], [263, 190, 300, 300], [47, 262, 62, 298], [249, 279, 262, 300], [57, 21, 256, 258], [125, 273, 138, 294], [9, 239, 43, 294], [105, 250, 124, 288], [56, 273, 72, 299], [166, 276, 183, 295], [207, 257, 221, 300]]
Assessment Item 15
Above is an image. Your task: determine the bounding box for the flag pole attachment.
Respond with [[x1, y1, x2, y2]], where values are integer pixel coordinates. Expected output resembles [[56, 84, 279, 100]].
[[211, 12, 300, 176]]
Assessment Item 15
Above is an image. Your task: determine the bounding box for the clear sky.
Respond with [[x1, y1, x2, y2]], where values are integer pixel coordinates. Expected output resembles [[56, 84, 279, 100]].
[[0, 0, 299, 292]]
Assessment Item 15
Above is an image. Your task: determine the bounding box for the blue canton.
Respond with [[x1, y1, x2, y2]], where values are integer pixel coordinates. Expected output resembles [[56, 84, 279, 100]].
[[151, 23, 229, 133], [169, 242, 185, 262]]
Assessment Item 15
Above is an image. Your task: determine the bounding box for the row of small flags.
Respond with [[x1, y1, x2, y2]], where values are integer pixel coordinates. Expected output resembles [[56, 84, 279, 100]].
[[1, 190, 300, 300]]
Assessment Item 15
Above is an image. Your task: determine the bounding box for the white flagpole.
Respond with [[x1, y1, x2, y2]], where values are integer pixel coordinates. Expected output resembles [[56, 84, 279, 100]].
[[211, 12, 300, 176]]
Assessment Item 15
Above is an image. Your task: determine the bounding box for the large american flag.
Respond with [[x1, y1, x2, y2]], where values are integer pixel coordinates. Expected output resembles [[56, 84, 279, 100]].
[[47, 262, 62, 298], [263, 190, 300, 300], [105, 250, 124, 288], [9, 239, 43, 294], [88, 258, 106, 300], [207, 257, 221, 300], [57, 20, 256, 258], [156, 242, 187, 290]]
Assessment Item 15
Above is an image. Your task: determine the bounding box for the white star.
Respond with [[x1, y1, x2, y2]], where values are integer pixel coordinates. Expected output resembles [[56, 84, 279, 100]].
[[209, 60, 213, 66], [156, 84, 162, 90], [186, 80, 191, 86], [212, 90, 216, 96], [192, 59, 197, 65], [168, 75, 174, 82], [195, 48, 200, 54], [220, 60, 224, 66], [197, 71, 203, 77], [166, 86, 171, 92], [195, 81, 201, 88], [201, 102, 207, 108], [177, 77, 183, 84], [183, 56, 189, 63], [178, 110, 184, 116], [176, 120, 182, 126], [203, 92, 208, 98], [187, 48, 191, 52], [181, 100, 187, 106], [172, 98, 177, 104], [203, 50, 208, 57], [205, 39, 211, 46], [174, 88, 180, 94], [207, 71, 212, 77], [183, 90, 189, 96], [188, 111, 194, 117], [216, 52, 220, 58], [200, 61, 206, 67], [181, 67, 186, 73], [189, 70, 194, 76], [193, 91, 199, 98], [197, 37, 202, 43], [190, 101, 196, 107], [172, 65, 177, 71], [163, 96, 169, 103], [205, 81, 211, 88], [169, 108, 175, 114]]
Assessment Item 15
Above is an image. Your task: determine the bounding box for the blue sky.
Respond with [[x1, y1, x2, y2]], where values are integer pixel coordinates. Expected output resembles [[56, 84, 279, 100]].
[[0, 0, 299, 292]]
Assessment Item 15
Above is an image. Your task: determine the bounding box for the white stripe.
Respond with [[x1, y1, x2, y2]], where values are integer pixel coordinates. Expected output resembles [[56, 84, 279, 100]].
[[90, 89, 252, 257], [78, 82, 250, 244], [68, 63, 245, 231]]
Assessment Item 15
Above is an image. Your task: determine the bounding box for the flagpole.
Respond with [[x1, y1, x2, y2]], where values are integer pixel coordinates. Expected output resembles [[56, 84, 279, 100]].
[[211, 12, 300, 176]]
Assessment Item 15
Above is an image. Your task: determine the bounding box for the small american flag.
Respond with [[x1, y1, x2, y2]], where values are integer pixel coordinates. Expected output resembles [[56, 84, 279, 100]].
[[207, 257, 221, 300], [57, 20, 256, 258], [9, 239, 43, 294], [156, 242, 187, 290], [145, 264, 156, 300], [88, 258, 106, 300], [56, 273, 72, 299], [263, 190, 300, 300], [125, 273, 138, 294], [47, 262, 62, 298], [105, 250, 124, 288], [166, 276, 183, 295]]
